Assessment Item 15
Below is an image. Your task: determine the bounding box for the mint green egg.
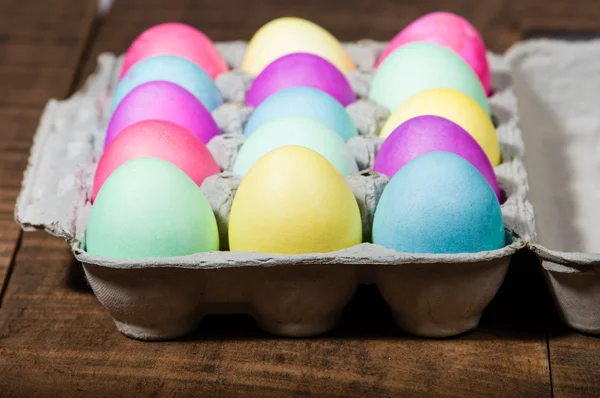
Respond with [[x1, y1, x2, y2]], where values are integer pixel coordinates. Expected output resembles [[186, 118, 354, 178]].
[[233, 116, 359, 177], [86, 157, 219, 259], [369, 42, 490, 115]]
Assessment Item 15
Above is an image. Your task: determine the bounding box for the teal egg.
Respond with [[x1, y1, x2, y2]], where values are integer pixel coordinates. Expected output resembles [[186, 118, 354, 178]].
[[112, 55, 224, 113], [369, 42, 490, 115], [243, 87, 359, 141], [86, 157, 219, 259], [372, 151, 504, 253], [233, 116, 359, 177]]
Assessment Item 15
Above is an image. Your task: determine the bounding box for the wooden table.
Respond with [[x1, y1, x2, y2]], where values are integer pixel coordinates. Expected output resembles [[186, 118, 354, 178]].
[[0, 1, 599, 396]]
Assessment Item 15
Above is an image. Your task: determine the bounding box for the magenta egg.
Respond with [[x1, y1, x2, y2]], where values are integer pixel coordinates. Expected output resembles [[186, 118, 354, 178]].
[[373, 115, 500, 200], [377, 12, 492, 96], [245, 52, 356, 108], [120, 22, 229, 80], [105, 81, 221, 149], [93, 120, 220, 203]]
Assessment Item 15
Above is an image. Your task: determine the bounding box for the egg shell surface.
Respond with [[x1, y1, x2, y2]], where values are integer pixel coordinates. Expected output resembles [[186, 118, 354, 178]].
[[113, 55, 224, 113], [234, 117, 358, 177], [105, 81, 220, 149], [379, 88, 500, 166], [229, 146, 362, 254], [373, 115, 500, 200], [93, 120, 220, 202], [243, 87, 358, 141], [372, 151, 505, 254], [120, 22, 228, 79], [242, 17, 356, 75], [369, 42, 489, 115], [86, 157, 219, 259], [245, 52, 356, 108], [377, 12, 492, 96]]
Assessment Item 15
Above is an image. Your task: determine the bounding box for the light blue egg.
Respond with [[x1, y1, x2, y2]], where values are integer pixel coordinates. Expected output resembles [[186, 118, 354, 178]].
[[233, 116, 359, 177], [112, 55, 224, 113], [372, 151, 504, 253], [243, 87, 359, 141]]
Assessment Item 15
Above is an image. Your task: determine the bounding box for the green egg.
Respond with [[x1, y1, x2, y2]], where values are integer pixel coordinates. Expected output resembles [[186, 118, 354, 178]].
[[86, 157, 219, 259], [369, 42, 490, 115]]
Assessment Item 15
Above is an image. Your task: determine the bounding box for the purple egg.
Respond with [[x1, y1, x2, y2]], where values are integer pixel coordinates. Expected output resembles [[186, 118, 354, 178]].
[[245, 53, 356, 108], [373, 115, 501, 200], [105, 81, 220, 149]]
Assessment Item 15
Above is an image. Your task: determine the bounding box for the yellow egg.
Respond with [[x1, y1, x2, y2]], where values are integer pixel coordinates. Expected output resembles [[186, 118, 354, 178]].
[[229, 146, 362, 254], [242, 17, 356, 75], [379, 88, 501, 166]]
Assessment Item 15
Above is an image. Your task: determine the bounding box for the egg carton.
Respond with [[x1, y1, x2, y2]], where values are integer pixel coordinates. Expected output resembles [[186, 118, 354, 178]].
[[507, 39, 600, 334], [15, 41, 533, 340]]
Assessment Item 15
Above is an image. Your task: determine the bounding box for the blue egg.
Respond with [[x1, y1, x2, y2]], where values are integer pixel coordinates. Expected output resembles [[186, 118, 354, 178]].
[[112, 55, 224, 113], [243, 87, 359, 141], [372, 151, 505, 254]]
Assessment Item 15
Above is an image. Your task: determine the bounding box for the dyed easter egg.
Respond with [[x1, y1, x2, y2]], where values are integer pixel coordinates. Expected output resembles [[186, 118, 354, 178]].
[[234, 117, 358, 177], [120, 22, 228, 79], [372, 152, 505, 254], [377, 12, 492, 95], [373, 115, 500, 200], [105, 81, 220, 149], [93, 120, 220, 202], [369, 42, 489, 114], [242, 17, 355, 75], [243, 87, 358, 141], [379, 88, 500, 166], [245, 53, 356, 108], [113, 55, 224, 113], [229, 146, 362, 254], [86, 157, 219, 259]]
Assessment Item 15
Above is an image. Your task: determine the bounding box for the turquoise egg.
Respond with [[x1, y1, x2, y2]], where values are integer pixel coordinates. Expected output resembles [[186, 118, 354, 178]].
[[372, 151, 504, 253], [112, 55, 224, 113], [369, 42, 490, 115], [86, 157, 219, 259], [233, 116, 359, 177], [243, 87, 359, 141]]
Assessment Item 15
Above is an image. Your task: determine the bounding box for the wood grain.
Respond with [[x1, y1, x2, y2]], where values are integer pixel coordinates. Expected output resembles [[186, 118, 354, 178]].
[[0, 0, 97, 301], [0, 231, 552, 396], [547, 315, 600, 397]]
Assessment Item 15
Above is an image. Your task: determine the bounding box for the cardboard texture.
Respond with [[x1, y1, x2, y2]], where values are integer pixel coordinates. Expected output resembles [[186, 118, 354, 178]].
[[15, 41, 531, 340], [508, 39, 600, 334]]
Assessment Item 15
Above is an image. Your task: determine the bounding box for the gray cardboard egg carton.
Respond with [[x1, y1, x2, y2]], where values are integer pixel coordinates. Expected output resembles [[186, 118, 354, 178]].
[[507, 39, 600, 334], [15, 41, 533, 340]]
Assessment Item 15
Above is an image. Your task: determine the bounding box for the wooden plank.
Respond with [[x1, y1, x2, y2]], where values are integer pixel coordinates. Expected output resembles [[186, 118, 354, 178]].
[[0, 0, 97, 106], [547, 319, 600, 397], [0, 232, 552, 396], [0, 0, 97, 301], [0, 108, 40, 296]]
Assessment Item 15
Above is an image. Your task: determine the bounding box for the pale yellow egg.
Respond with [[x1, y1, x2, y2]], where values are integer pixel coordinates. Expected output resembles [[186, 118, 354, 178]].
[[242, 17, 356, 75], [228, 146, 362, 254], [379, 88, 501, 166]]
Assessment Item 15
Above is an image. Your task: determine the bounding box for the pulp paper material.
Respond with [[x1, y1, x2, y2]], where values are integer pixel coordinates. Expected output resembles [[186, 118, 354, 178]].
[[14, 41, 532, 339], [508, 39, 600, 333]]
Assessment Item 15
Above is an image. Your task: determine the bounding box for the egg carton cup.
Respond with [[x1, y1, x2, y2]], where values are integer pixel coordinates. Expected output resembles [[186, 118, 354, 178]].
[[507, 39, 600, 334], [15, 41, 533, 340]]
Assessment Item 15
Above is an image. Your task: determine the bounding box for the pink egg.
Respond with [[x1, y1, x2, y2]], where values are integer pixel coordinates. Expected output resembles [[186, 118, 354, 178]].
[[105, 81, 220, 149], [245, 53, 356, 108], [120, 22, 229, 80], [93, 120, 220, 202], [377, 12, 492, 96], [373, 115, 500, 201]]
